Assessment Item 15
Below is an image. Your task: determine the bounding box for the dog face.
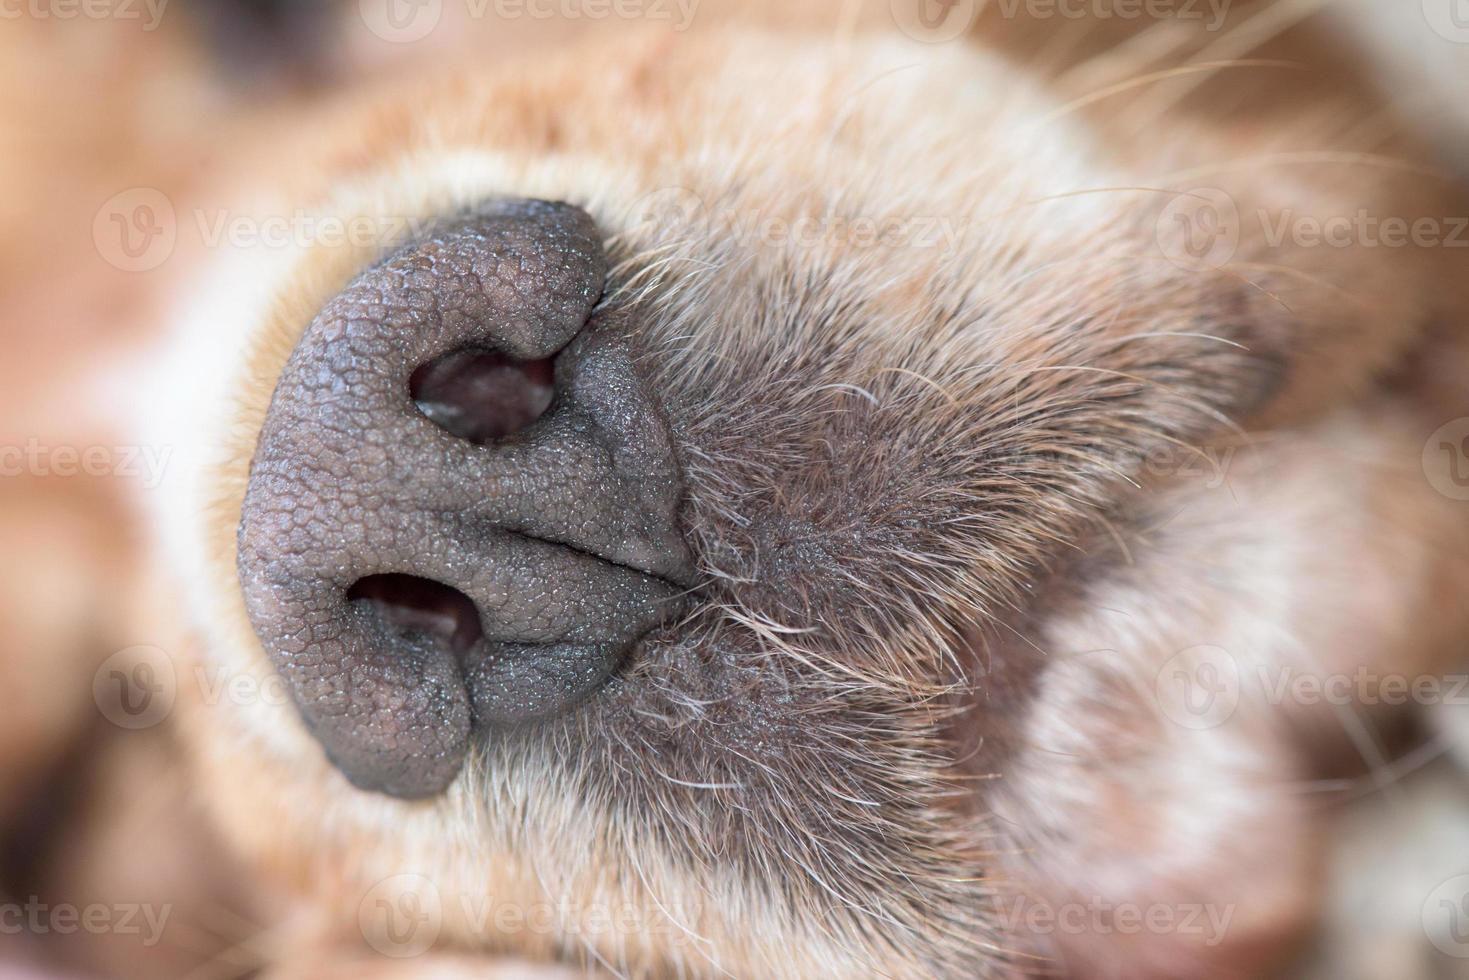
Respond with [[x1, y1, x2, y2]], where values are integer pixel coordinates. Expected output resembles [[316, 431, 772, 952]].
[[146, 17, 1469, 979]]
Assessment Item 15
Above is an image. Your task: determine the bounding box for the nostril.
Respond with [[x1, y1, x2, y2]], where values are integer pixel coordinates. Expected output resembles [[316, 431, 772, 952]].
[[346, 573, 484, 657], [409, 349, 556, 444]]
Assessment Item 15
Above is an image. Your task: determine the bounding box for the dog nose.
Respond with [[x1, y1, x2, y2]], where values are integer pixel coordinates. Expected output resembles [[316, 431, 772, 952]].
[[237, 200, 692, 798]]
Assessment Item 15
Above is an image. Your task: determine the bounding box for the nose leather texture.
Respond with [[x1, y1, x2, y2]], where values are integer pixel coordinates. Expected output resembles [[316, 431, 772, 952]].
[[237, 199, 692, 798]]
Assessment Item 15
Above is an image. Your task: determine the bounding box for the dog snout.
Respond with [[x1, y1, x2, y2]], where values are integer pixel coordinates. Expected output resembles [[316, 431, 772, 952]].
[[237, 200, 693, 798]]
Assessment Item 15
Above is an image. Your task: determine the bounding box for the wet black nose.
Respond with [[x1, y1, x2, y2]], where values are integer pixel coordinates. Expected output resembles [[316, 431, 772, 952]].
[[237, 199, 691, 799]]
